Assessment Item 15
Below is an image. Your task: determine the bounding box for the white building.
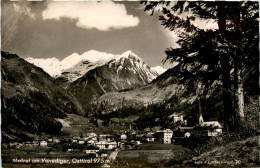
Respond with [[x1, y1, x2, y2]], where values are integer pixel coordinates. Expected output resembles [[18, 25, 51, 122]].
[[99, 134, 114, 142], [120, 134, 127, 140], [169, 113, 184, 123], [155, 129, 173, 144], [88, 133, 97, 138], [95, 141, 117, 150], [78, 138, 85, 145], [184, 132, 191, 138], [39, 140, 47, 146]]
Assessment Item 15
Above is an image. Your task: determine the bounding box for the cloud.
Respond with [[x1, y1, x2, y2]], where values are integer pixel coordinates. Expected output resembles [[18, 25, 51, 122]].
[[2, 2, 36, 52], [42, 1, 140, 31]]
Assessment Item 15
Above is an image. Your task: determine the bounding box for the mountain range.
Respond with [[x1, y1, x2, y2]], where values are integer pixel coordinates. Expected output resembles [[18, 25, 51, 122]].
[[1, 50, 169, 140], [2, 49, 257, 141], [26, 50, 166, 82], [26, 50, 166, 113]]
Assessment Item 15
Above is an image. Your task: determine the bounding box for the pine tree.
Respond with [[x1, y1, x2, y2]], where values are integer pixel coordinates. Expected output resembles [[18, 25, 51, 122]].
[[141, 1, 259, 131]]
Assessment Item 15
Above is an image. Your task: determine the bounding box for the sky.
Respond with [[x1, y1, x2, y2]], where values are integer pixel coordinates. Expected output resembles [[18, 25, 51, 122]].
[[2, 1, 183, 68], [1, 1, 217, 68]]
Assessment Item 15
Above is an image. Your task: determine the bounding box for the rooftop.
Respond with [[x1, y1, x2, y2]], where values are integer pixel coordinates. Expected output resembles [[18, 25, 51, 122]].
[[197, 121, 223, 128], [156, 129, 173, 133]]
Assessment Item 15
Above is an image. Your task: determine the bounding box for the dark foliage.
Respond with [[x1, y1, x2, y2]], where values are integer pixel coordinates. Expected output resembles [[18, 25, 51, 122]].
[[141, 1, 259, 131]]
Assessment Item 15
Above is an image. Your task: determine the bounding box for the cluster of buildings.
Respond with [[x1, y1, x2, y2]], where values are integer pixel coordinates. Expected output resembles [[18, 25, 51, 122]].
[[170, 108, 223, 139], [6, 112, 223, 153], [5, 128, 177, 156], [6, 104, 223, 157]]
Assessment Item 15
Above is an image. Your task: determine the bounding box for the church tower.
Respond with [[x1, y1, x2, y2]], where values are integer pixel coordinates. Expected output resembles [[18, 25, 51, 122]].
[[198, 100, 204, 124]]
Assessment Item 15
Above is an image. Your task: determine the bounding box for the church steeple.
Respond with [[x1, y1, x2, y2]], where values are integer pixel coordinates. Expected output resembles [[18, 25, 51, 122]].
[[199, 99, 204, 124]]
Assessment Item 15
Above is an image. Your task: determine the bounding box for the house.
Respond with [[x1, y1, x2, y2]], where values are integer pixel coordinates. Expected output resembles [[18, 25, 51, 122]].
[[85, 145, 99, 155], [96, 150, 108, 158], [24, 141, 34, 147], [184, 132, 191, 138], [53, 138, 60, 143], [47, 138, 53, 142], [145, 134, 156, 142], [155, 129, 173, 144], [120, 134, 127, 140], [95, 141, 117, 150], [78, 138, 85, 145], [170, 113, 184, 123], [39, 140, 48, 147], [72, 137, 80, 143], [99, 134, 114, 142], [194, 121, 223, 137], [24, 142, 33, 147], [88, 132, 97, 138]]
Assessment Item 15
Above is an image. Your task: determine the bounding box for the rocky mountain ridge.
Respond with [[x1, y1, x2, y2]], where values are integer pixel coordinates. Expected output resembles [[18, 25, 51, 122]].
[[1, 51, 84, 142], [26, 50, 165, 82], [66, 51, 163, 113]]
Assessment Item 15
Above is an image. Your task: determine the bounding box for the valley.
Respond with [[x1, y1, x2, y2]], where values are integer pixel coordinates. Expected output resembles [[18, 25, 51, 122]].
[[2, 0, 259, 167], [2, 47, 258, 168]]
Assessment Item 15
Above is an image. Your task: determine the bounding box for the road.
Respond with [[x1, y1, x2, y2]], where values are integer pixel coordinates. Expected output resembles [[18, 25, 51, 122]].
[[101, 150, 119, 168]]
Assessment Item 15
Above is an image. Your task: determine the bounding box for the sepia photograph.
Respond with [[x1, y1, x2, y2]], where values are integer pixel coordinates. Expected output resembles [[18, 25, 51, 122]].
[[1, 0, 259, 167]]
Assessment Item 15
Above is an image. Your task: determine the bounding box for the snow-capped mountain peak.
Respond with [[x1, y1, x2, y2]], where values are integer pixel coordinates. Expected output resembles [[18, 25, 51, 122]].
[[26, 50, 159, 82], [121, 50, 136, 57], [120, 50, 142, 60], [25, 57, 62, 76], [60, 50, 116, 68]]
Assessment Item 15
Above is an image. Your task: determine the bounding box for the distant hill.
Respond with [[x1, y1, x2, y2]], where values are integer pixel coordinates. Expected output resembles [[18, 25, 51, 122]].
[[95, 68, 185, 112]]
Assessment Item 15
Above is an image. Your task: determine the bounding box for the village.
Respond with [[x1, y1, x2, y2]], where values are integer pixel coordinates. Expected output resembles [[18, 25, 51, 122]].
[[3, 110, 223, 164]]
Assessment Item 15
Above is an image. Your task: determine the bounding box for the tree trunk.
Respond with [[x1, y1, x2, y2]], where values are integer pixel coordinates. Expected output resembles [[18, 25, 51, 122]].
[[235, 68, 245, 121], [233, 3, 245, 123], [217, 2, 235, 131]]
